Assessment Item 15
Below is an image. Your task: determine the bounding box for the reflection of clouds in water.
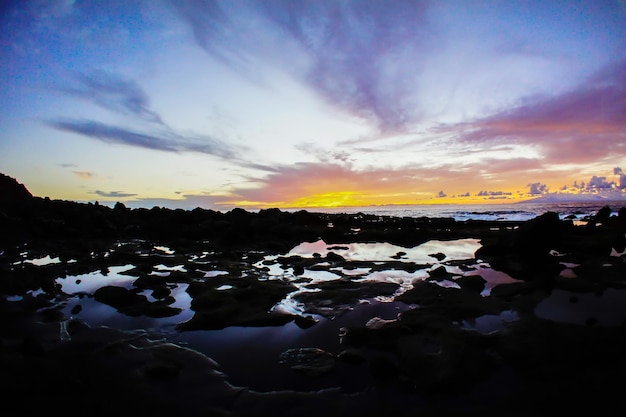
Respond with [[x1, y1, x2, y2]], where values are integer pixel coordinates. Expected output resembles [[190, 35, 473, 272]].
[[154, 246, 175, 255], [56, 265, 136, 294], [49, 238, 520, 340], [270, 292, 310, 315], [289, 238, 481, 263], [216, 285, 233, 291], [280, 238, 489, 305], [204, 270, 229, 278], [463, 265, 522, 296], [270, 270, 340, 315], [153, 264, 186, 273], [337, 267, 371, 276], [255, 262, 291, 279], [461, 310, 519, 334], [359, 269, 430, 298], [23, 255, 61, 266], [299, 270, 342, 284], [167, 284, 192, 310]]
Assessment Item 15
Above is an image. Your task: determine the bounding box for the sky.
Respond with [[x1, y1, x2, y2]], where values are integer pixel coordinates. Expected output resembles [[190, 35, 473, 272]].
[[1, 0, 625, 210]]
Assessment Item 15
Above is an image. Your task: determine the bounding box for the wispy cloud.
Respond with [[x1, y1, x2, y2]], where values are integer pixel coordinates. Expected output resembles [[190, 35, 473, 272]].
[[172, 0, 429, 133], [60, 71, 164, 124], [73, 171, 96, 180], [48, 119, 239, 158], [94, 190, 137, 198], [450, 60, 626, 164]]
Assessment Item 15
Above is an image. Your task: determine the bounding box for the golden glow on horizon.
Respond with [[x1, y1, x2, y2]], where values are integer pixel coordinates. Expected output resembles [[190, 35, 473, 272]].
[[223, 190, 534, 210], [24, 169, 623, 210]]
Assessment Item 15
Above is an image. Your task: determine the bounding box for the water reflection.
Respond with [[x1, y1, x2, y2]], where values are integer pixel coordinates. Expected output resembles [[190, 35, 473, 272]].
[[26, 255, 61, 266], [51, 238, 518, 331], [289, 238, 481, 263], [535, 288, 626, 327], [460, 310, 519, 334], [463, 265, 522, 296], [56, 265, 137, 294]]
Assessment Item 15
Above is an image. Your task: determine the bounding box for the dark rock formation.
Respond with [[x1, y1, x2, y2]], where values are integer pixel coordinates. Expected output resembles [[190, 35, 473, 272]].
[[0, 173, 32, 202], [2, 172, 626, 415], [279, 347, 336, 377]]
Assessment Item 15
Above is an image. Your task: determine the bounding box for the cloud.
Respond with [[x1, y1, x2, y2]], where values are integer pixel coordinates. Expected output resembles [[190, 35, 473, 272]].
[[94, 190, 137, 198], [438, 190, 447, 198], [476, 190, 512, 197], [562, 169, 626, 193], [114, 194, 230, 210], [615, 167, 626, 189], [60, 71, 164, 124], [528, 183, 549, 195], [73, 171, 96, 180], [48, 119, 238, 158], [450, 60, 626, 164], [172, 0, 429, 132], [586, 175, 614, 190]]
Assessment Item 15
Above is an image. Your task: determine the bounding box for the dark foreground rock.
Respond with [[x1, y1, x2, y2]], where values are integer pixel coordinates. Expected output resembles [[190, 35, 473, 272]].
[[2, 173, 626, 416]]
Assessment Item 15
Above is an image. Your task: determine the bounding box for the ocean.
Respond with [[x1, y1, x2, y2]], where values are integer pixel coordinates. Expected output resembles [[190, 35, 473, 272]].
[[285, 200, 626, 222]]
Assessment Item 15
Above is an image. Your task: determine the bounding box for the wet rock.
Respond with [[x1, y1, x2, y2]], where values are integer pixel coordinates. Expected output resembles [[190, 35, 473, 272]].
[[279, 347, 336, 377], [294, 315, 319, 329], [93, 285, 182, 318], [365, 316, 397, 329], [455, 275, 486, 293], [429, 252, 446, 261], [336, 349, 367, 364], [177, 278, 297, 330], [476, 212, 568, 281], [327, 245, 349, 250], [37, 306, 65, 323], [397, 281, 509, 323], [428, 265, 452, 281], [368, 355, 398, 381], [293, 264, 305, 275], [141, 360, 181, 380], [294, 280, 400, 317], [326, 251, 345, 262]]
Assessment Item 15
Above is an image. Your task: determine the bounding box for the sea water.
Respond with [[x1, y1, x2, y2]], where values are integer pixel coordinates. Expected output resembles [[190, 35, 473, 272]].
[[283, 200, 625, 222]]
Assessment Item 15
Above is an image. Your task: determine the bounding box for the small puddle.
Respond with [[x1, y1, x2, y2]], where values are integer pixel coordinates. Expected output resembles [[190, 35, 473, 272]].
[[56, 265, 137, 294]]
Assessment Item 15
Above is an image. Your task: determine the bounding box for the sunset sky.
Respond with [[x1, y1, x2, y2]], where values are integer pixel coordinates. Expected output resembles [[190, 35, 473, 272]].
[[2, 0, 625, 210]]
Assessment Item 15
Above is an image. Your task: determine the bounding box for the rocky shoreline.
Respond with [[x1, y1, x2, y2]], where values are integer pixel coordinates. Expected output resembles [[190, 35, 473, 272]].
[[2, 173, 626, 415]]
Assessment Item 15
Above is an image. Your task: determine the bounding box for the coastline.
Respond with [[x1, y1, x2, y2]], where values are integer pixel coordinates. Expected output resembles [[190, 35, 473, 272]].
[[2, 176, 626, 415]]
